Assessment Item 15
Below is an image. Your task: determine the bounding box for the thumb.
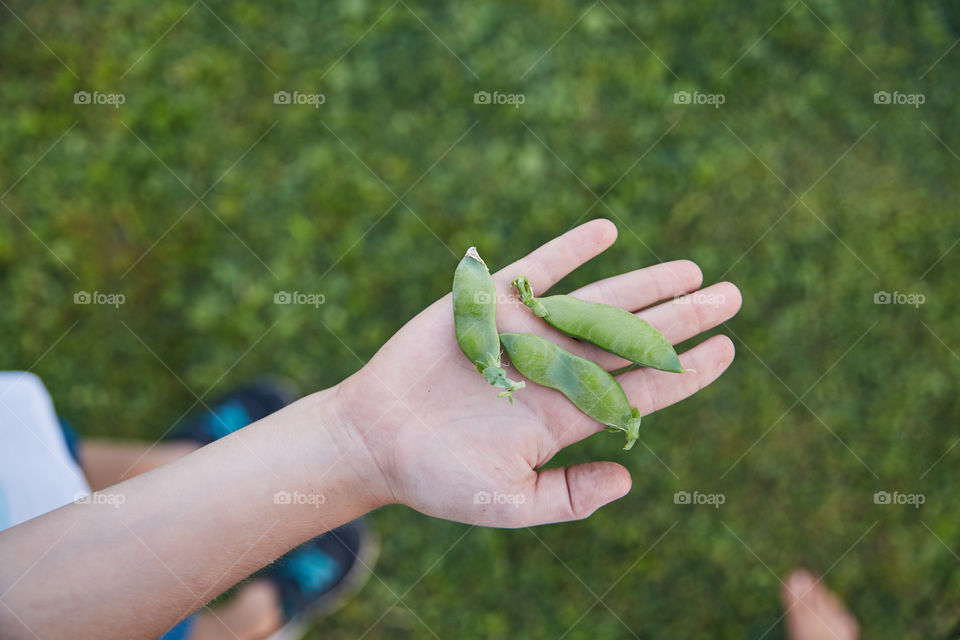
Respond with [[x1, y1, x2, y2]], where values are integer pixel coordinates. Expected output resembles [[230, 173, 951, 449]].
[[529, 462, 632, 525]]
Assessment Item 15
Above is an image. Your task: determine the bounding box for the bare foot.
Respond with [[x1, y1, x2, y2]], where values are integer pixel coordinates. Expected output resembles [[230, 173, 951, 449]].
[[780, 570, 859, 640], [191, 579, 283, 640]]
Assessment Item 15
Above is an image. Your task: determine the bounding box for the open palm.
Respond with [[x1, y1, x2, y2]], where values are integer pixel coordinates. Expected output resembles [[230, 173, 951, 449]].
[[336, 219, 741, 527]]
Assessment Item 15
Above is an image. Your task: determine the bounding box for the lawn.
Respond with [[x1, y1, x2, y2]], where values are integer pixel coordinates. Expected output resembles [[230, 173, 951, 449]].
[[2, 1, 960, 637]]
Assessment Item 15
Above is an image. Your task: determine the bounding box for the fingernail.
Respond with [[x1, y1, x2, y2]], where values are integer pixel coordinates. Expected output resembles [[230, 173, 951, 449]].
[[788, 570, 814, 594]]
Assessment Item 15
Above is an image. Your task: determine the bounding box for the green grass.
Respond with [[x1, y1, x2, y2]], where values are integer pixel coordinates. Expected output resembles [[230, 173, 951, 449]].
[[3, 1, 960, 637]]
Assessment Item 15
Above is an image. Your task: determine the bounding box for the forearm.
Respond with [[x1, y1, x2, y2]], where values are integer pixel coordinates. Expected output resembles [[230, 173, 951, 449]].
[[81, 439, 201, 490], [0, 387, 385, 640]]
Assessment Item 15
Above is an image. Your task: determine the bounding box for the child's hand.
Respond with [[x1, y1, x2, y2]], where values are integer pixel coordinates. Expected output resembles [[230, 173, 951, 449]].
[[0, 219, 742, 640], [334, 219, 742, 527]]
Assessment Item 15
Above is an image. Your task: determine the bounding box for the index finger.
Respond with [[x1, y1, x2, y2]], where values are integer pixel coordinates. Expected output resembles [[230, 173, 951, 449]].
[[490, 219, 618, 292]]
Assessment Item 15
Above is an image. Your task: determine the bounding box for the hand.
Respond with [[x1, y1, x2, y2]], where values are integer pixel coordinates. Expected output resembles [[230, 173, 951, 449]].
[[334, 219, 741, 527]]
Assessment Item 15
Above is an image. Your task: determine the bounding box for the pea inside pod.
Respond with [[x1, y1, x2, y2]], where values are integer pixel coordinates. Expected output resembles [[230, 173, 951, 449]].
[[499, 332, 642, 450], [512, 274, 690, 374], [453, 248, 525, 401]]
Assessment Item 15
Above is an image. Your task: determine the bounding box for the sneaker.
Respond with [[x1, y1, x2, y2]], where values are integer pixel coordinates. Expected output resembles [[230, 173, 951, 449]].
[[264, 518, 379, 640], [168, 379, 298, 446]]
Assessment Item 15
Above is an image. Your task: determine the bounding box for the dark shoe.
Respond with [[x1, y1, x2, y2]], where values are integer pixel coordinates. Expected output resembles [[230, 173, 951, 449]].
[[264, 519, 379, 639], [168, 380, 298, 445]]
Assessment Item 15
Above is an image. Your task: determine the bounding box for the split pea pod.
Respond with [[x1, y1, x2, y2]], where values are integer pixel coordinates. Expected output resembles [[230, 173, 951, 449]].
[[499, 332, 642, 450], [512, 274, 689, 374], [453, 248, 525, 401]]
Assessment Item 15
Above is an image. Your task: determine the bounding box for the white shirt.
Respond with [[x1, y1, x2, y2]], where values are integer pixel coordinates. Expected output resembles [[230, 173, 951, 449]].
[[0, 372, 89, 530]]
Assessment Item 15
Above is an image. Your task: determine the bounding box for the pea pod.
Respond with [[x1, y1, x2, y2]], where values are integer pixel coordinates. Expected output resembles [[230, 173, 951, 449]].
[[453, 248, 525, 401], [512, 274, 689, 374], [499, 332, 642, 450]]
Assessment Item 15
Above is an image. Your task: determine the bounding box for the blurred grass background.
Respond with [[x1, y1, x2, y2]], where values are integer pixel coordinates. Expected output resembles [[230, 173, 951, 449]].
[[3, 0, 960, 637]]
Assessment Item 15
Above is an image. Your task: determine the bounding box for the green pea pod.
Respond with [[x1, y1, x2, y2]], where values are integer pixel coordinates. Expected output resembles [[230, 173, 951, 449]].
[[453, 248, 525, 402], [512, 274, 690, 374], [499, 332, 642, 450]]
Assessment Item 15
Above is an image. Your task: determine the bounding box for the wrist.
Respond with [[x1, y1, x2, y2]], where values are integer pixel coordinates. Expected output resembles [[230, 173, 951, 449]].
[[297, 384, 397, 512]]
